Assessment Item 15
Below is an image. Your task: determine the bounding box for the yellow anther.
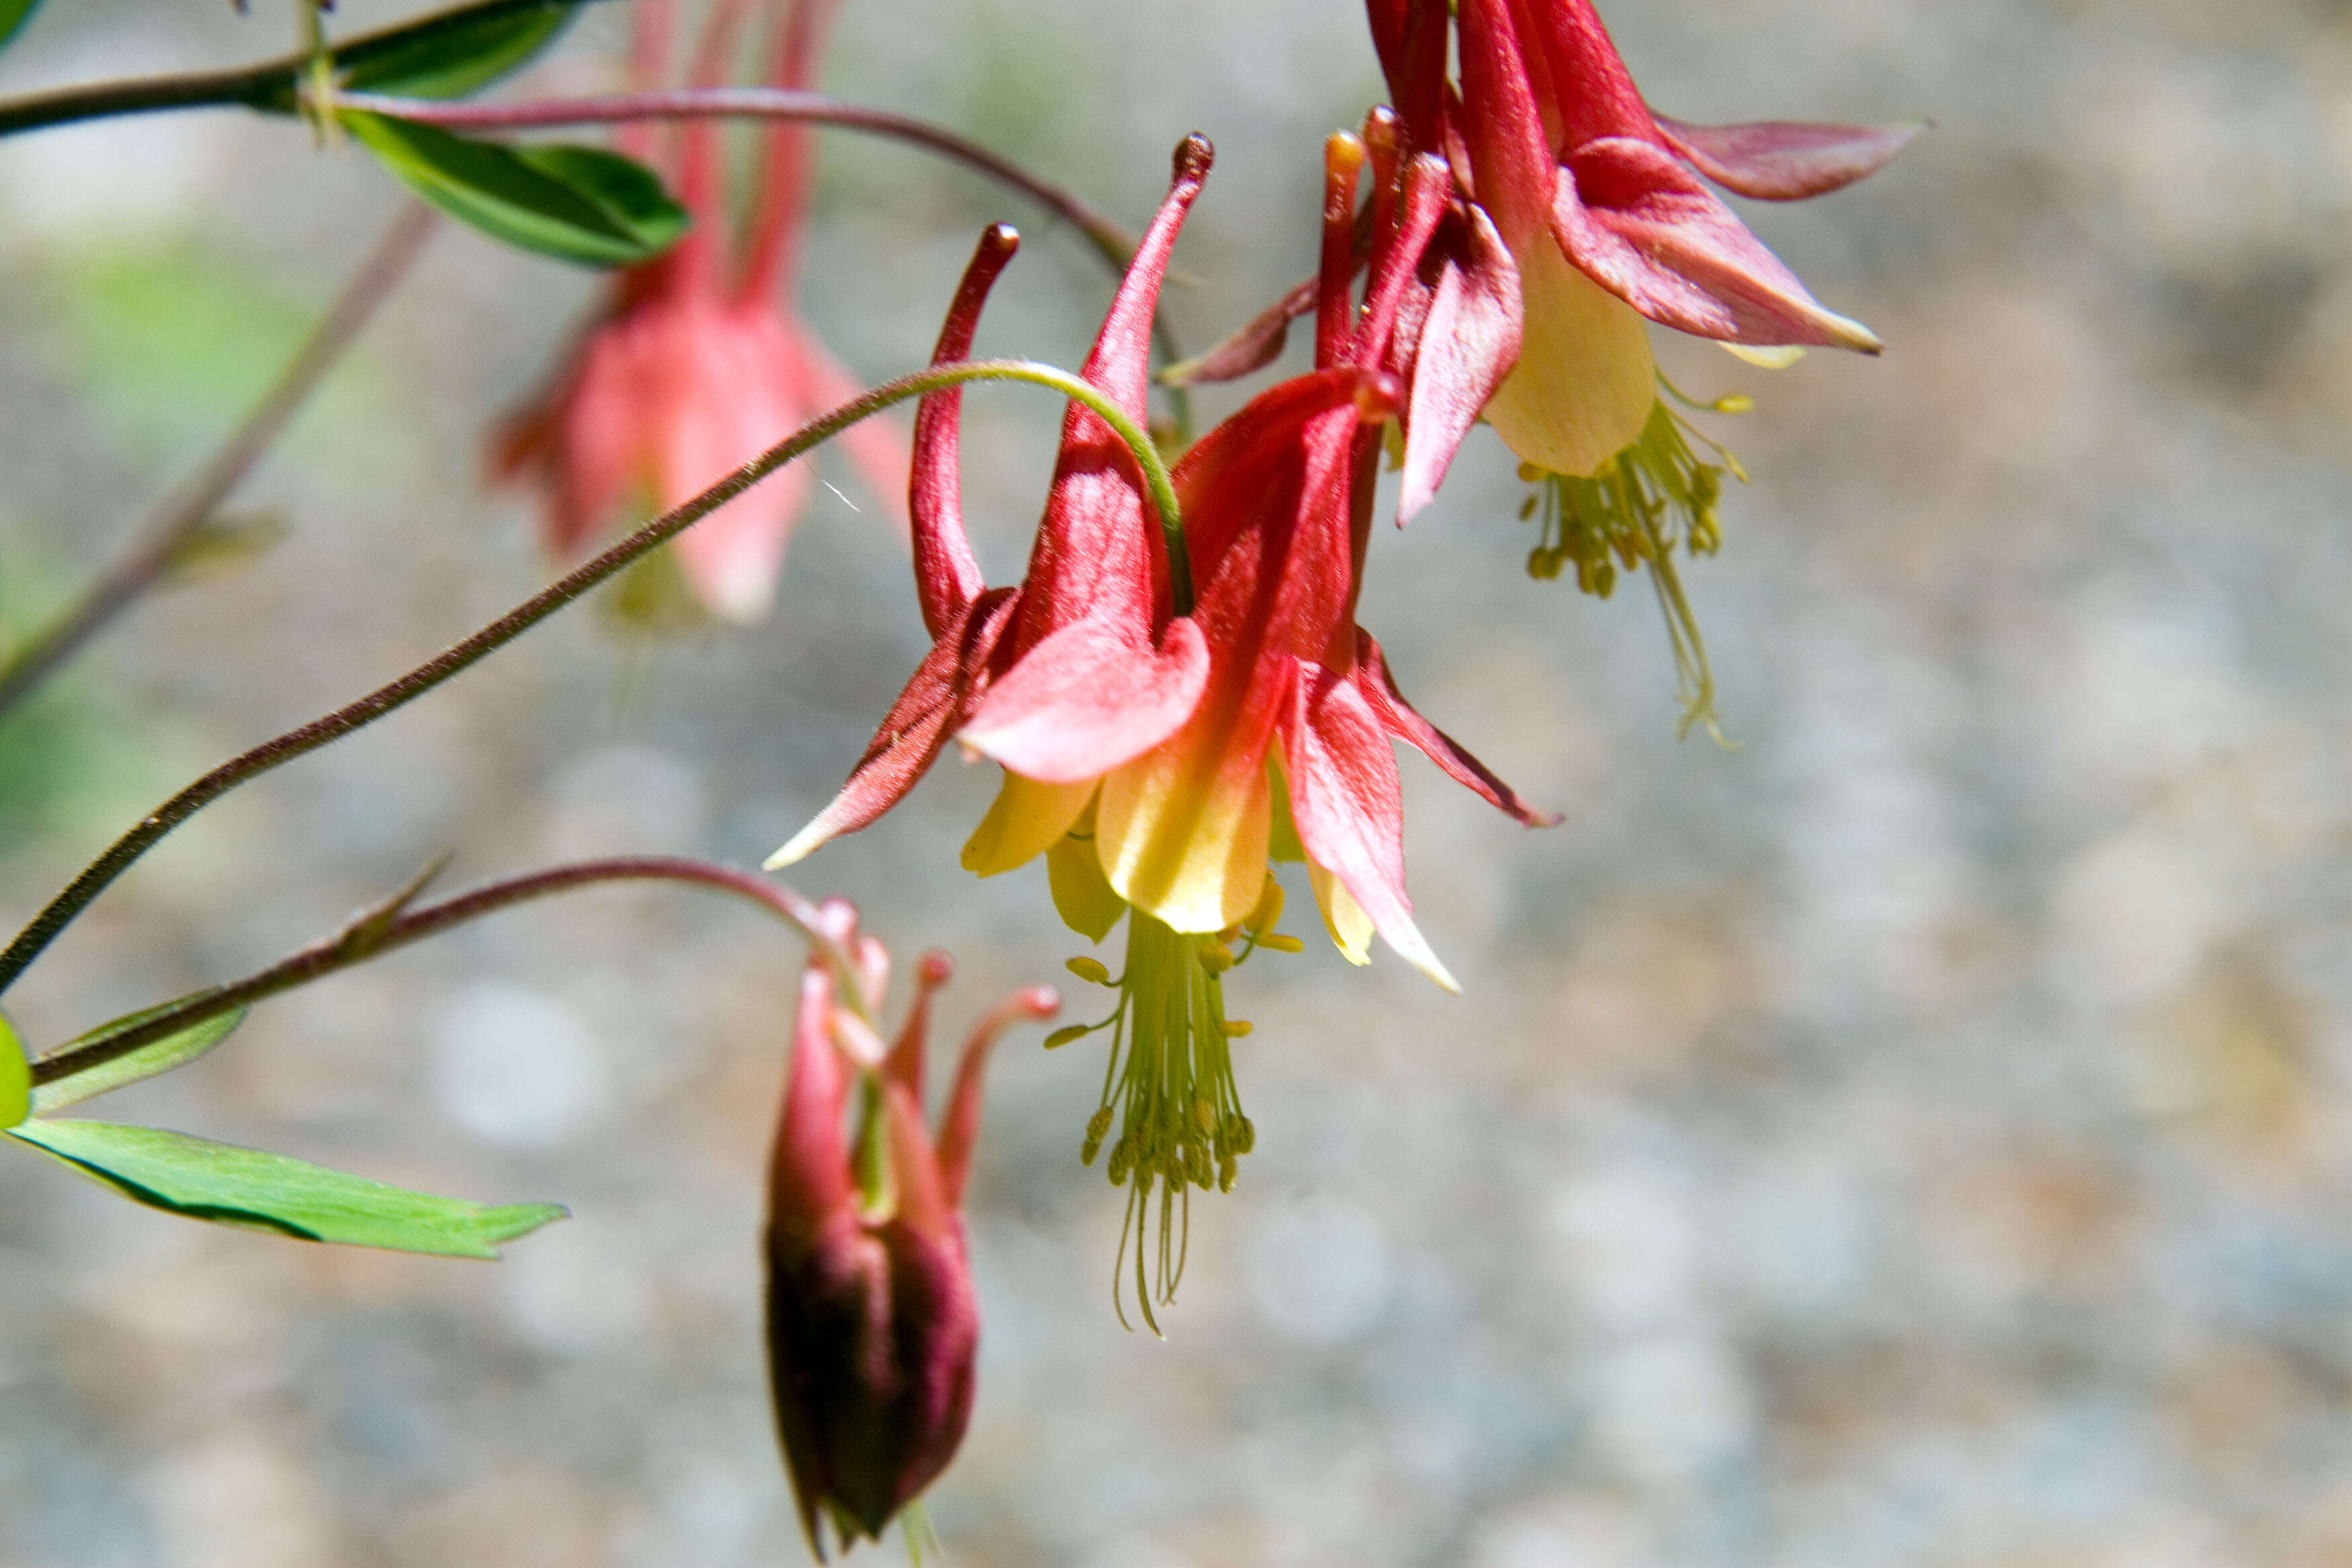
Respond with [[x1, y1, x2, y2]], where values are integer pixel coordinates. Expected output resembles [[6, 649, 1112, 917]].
[[1198, 940, 1235, 973], [1258, 934, 1304, 954], [1222, 1018, 1254, 1038], [1516, 460, 1545, 483], [1193, 1098, 1217, 1134], [1065, 956, 1112, 985], [1042, 1023, 1091, 1050]]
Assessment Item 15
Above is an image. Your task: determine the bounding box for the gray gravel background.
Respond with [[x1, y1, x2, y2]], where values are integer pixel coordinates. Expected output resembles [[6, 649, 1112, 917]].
[[4, 1, 2352, 1564]]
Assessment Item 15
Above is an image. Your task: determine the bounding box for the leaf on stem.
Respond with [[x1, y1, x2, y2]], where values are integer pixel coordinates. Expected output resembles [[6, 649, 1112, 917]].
[[342, 110, 687, 268], [30, 1001, 248, 1116], [0, 0, 38, 56], [5, 1120, 566, 1257], [338, 0, 581, 101], [0, 1013, 27, 1129]]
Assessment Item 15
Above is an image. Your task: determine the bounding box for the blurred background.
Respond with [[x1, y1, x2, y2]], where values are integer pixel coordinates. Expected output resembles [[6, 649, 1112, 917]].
[[5, 0, 2352, 1563]]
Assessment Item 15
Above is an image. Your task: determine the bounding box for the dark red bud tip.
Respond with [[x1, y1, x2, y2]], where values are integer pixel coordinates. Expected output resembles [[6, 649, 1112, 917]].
[[1361, 103, 1402, 156], [977, 222, 1020, 262], [1171, 134, 1214, 188]]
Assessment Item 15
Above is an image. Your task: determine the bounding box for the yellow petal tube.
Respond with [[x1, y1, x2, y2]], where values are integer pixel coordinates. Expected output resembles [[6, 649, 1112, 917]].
[[1482, 238, 1657, 478], [1095, 738, 1273, 936]]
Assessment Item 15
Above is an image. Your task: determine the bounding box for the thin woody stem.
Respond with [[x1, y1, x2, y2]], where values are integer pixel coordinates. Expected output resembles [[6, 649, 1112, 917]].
[[26, 856, 850, 1088], [0, 0, 627, 137], [332, 87, 1142, 270], [0, 201, 438, 722], [0, 356, 1186, 996]]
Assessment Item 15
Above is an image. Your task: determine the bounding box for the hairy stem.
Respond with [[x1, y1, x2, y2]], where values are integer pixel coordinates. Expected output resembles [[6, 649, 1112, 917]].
[[0, 202, 438, 721], [0, 357, 1184, 996], [27, 856, 850, 1087]]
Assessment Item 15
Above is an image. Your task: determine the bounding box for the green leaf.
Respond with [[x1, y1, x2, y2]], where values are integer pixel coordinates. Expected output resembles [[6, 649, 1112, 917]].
[[0, 1013, 27, 1129], [5, 1120, 566, 1258], [0, 0, 39, 54], [339, 0, 580, 100], [30, 1002, 247, 1116], [342, 110, 689, 268]]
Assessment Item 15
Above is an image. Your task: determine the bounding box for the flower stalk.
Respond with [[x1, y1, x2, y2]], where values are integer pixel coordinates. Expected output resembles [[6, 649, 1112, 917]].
[[0, 355, 1184, 997]]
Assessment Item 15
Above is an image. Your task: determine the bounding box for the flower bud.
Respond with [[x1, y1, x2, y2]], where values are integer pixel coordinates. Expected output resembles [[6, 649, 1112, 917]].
[[765, 930, 1057, 1557]]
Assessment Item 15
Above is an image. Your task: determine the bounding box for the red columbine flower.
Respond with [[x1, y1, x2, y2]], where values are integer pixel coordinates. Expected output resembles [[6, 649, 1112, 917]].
[[764, 138, 1216, 873], [766, 897, 1057, 1557], [492, 0, 909, 624], [1442, 0, 1909, 473]]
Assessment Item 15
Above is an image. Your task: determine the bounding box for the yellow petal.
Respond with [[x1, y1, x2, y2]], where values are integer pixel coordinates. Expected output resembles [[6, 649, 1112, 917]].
[[1096, 746, 1271, 935], [1483, 240, 1655, 477], [961, 772, 1095, 877], [1048, 826, 1128, 943], [1308, 863, 1373, 967]]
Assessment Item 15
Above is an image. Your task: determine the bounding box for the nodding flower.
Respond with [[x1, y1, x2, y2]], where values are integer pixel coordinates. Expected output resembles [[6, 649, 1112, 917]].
[[765, 897, 1057, 1557], [1425, 0, 1911, 475], [491, 0, 910, 626]]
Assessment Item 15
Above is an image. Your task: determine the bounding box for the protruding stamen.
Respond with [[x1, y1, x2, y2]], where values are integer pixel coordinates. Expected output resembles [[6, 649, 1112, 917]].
[[1517, 399, 1745, 745]]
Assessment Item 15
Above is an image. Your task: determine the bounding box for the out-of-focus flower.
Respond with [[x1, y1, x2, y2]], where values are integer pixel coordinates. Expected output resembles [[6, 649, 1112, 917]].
[[765, 897, 1057, 1557], [492, 0, 908, 626]]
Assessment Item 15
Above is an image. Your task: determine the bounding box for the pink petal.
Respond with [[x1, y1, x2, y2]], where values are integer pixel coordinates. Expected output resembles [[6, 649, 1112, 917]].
[[1353, 630, 1559, 826], [1398, 200, 1522, 522], [1284, 665, 1457, 991], [1651, 113, 1921, 201], [769, 963, 855, 1235], [934, 985, 1059, 1210], [1015, 138, 1212, 646], [1551, 136, 1881, 350], [957, 613, 1211, 785], [767, 589, 1020, 867]]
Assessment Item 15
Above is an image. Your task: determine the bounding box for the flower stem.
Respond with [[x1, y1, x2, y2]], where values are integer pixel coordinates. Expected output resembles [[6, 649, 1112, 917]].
[[0, 0, 608, 136], [332, 87, 1144, 273], [25, 856, 845, 1089], [0, 201, 437, 722], [0, 357, 1184, 997]]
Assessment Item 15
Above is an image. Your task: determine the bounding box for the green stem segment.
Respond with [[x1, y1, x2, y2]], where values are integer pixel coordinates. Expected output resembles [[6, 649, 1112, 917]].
[[0, 358, 1184, 997], [26, 856, 849, 1089]]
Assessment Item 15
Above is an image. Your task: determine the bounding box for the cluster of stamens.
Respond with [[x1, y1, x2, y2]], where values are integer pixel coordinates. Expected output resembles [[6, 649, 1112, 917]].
[[1518, 393, 1747, 742], [1045, 875, 1295, 1331]]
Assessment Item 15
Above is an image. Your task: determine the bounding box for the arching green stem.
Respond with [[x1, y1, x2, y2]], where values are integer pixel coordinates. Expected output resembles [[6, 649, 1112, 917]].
[[0, 358, 1186, 997]]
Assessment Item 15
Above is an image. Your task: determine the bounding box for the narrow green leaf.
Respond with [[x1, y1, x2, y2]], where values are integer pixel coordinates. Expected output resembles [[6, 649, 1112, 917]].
[[340, 1, 580, 101], [0, 0, 40, 55], [30, 1003, 247, 1116], [0, 1013, 27, 1129], [5, 1120, 566, 1259], [342, 110, 689, 268]]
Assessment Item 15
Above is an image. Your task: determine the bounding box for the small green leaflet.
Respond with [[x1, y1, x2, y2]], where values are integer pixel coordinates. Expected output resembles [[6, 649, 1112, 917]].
[[343, 111, 689, 268], [6, 1120, 566, 1259], [0, 0, 39, 55], [338, 0, 581, 101], [0, 1013, 27, 1129], [30, 1003, 248, 1116]]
